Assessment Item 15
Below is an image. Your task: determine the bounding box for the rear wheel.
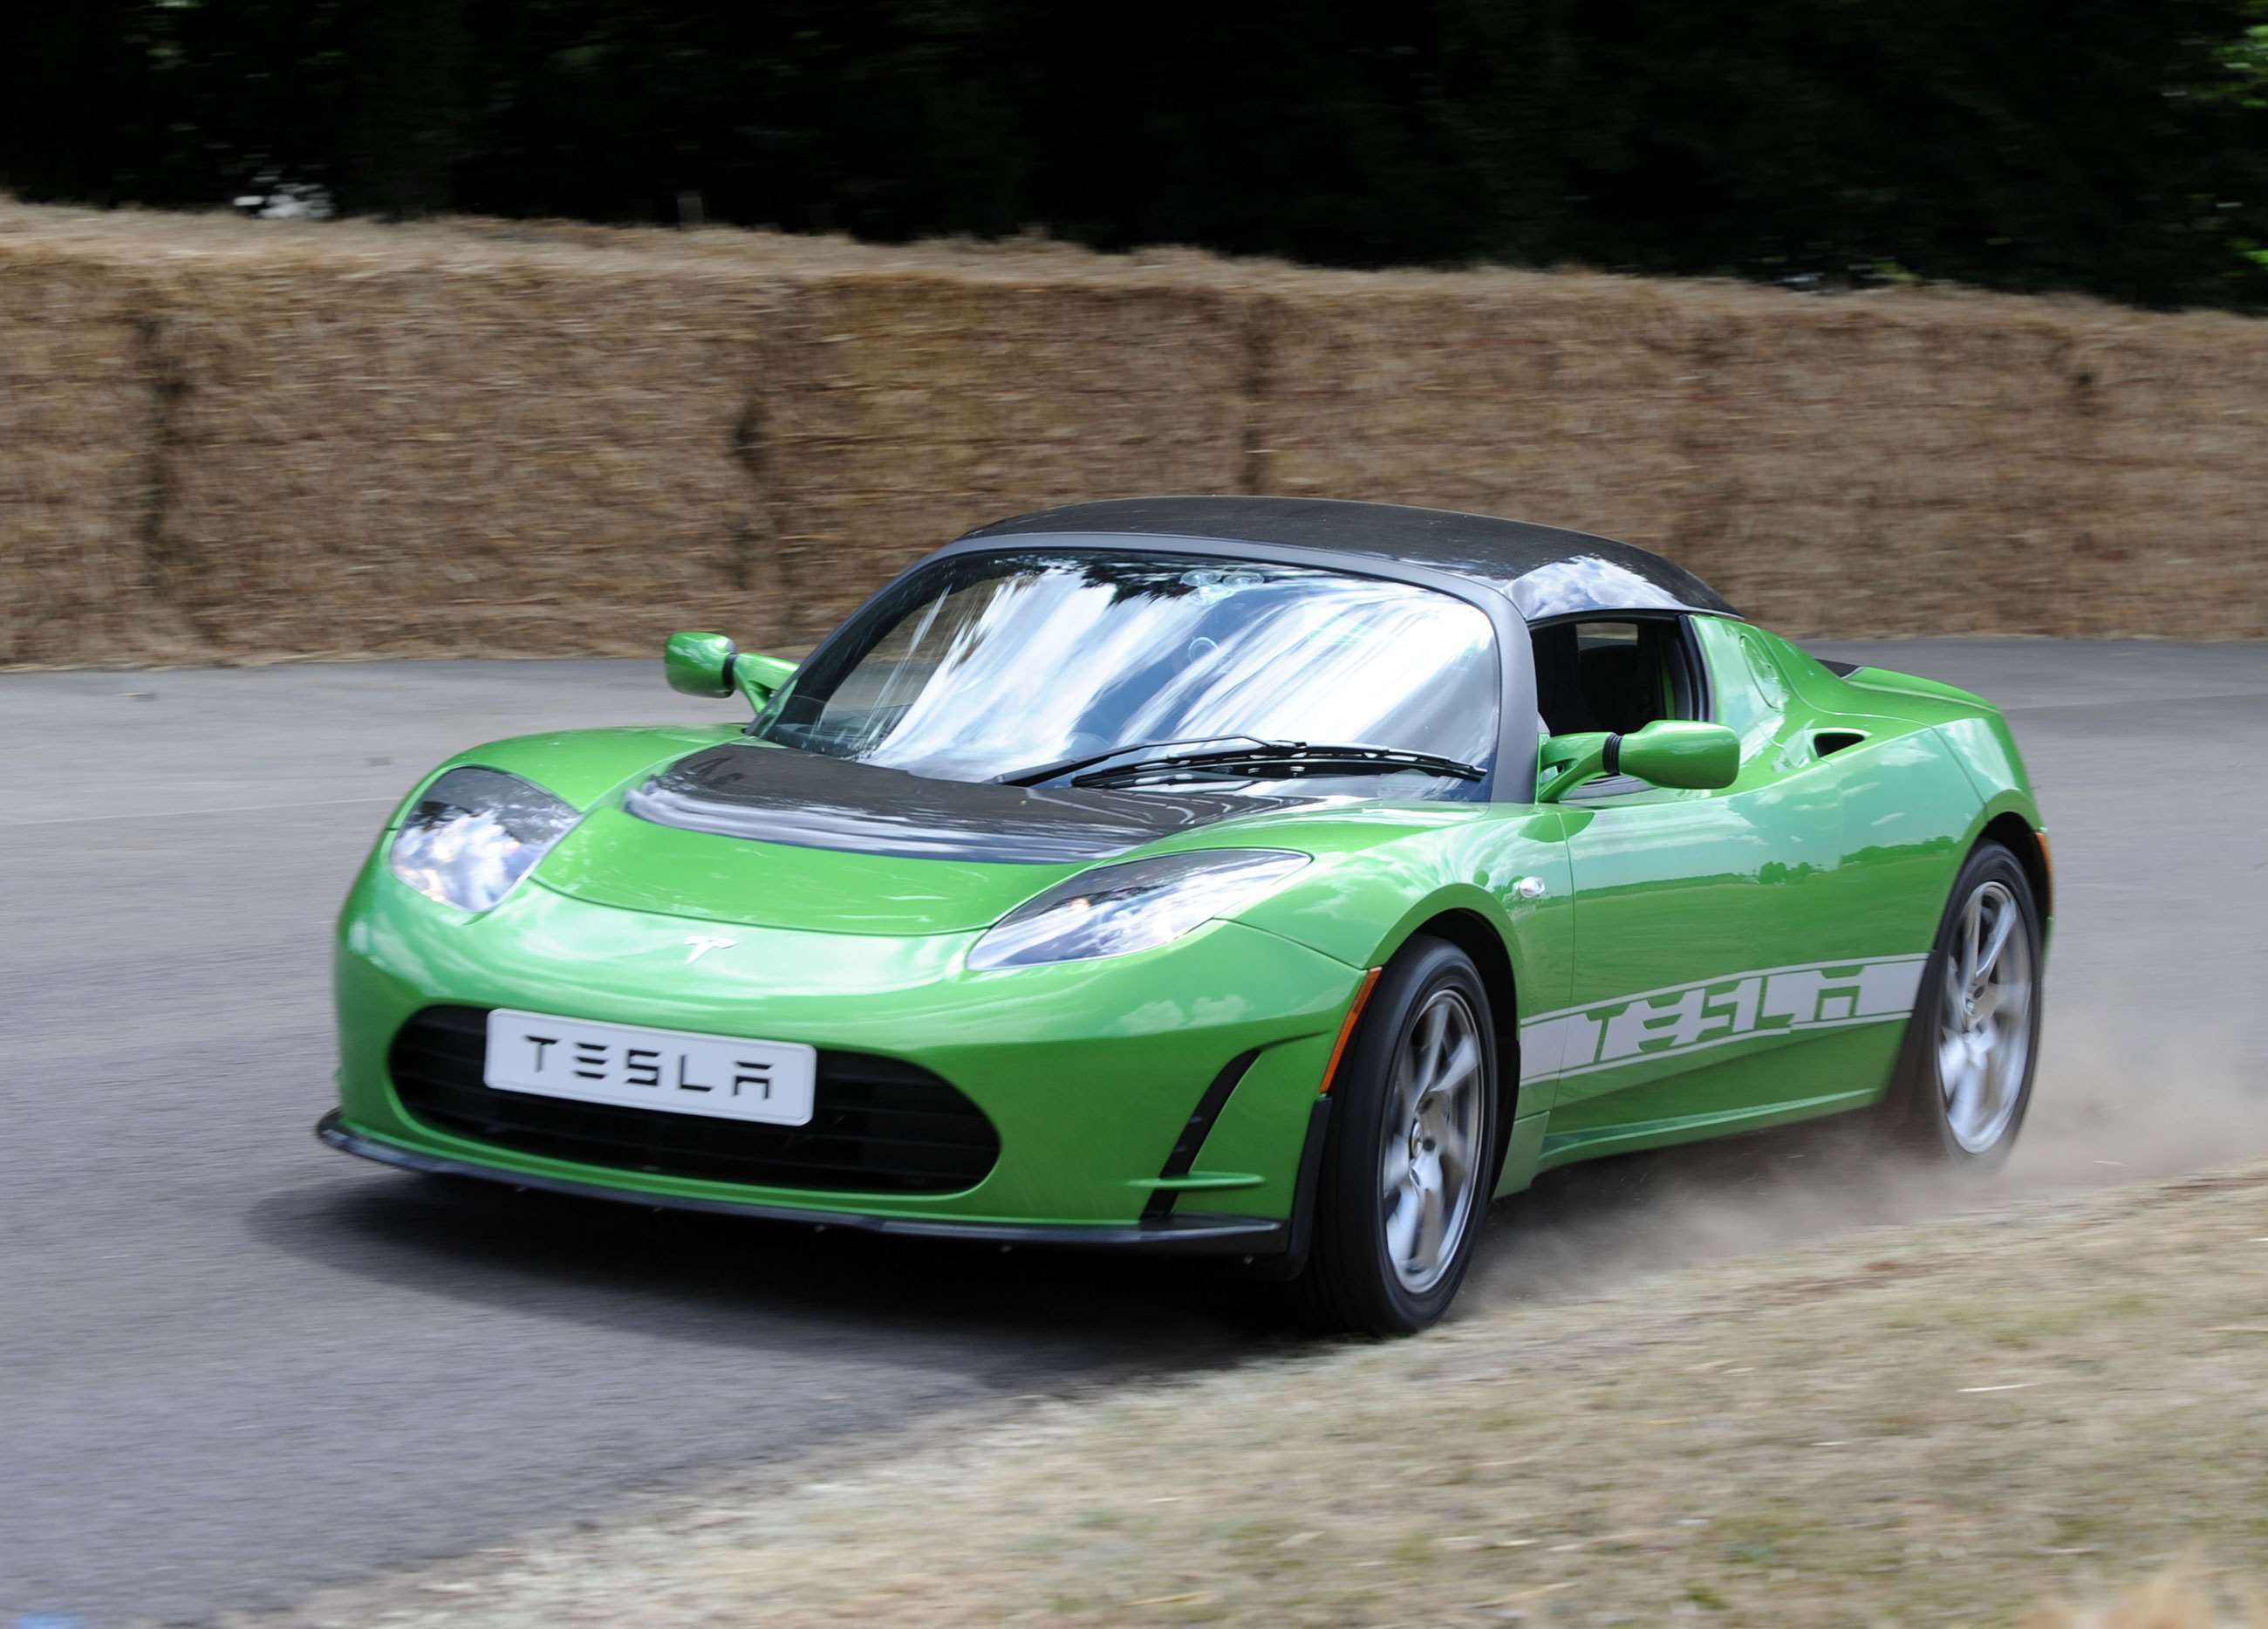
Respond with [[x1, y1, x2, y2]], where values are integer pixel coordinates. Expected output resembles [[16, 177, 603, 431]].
[[1889, 839, 2043, 1166], [1295, 937, 1498, 1335]]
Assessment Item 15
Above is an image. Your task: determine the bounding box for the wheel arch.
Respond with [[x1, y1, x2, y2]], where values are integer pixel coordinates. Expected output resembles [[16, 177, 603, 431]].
[[1397, 907, 1523, 1188], [1978, 810, 2051, 921]]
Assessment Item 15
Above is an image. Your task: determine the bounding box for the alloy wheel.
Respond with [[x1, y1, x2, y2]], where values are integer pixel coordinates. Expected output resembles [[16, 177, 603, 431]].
[[1378, 987, 1486, 1293], [1937, 878, 2034, 1154]]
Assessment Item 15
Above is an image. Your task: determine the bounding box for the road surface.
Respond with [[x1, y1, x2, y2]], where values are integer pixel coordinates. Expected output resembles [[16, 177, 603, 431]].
[[2, 640, 2262, 1621]]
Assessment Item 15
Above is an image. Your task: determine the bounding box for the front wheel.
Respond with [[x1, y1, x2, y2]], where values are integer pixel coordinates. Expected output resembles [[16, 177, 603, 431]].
[[1294, 937, 1498, 1335], [1889, 839, 2044, 1166]]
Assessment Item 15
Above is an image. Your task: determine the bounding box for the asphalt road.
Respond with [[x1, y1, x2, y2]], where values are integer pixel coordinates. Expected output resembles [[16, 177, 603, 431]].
[[3, 640, 2263, 1623]]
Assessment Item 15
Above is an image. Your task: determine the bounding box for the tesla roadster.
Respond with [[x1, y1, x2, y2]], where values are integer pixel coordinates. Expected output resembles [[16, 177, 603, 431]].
[[319, 497, 2049, 1332]]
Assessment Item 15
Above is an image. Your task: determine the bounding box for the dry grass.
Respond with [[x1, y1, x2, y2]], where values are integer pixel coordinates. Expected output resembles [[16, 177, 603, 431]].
[[2027, 1564, 2268, 1628], [3, 198, 2264, 667], [252, 1163, 2268, 1626]]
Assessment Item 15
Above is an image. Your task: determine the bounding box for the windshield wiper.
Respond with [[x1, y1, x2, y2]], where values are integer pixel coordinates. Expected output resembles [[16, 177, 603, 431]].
[[994, 736, 1284, 788], [1070, 743, 1486, 788]]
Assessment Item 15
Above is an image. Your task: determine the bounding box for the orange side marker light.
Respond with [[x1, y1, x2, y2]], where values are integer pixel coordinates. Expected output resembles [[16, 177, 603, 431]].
[[1319, 967, 1383, 1094]]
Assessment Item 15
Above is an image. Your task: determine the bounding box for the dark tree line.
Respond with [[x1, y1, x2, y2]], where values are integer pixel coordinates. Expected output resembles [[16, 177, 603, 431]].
[[7, 1, 2267, 310]]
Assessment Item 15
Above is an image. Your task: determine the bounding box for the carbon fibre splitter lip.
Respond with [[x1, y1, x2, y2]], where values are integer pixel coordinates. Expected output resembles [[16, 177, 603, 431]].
[[315, 1110, 1292, 1253]]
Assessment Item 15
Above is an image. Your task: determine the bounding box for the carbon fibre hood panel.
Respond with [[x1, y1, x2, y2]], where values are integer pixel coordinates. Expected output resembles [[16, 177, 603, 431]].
[[529, 743, 1315, 934], [623, 742, 1308, 864]]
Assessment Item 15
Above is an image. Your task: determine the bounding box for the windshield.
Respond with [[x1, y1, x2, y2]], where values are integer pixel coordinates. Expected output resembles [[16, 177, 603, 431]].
[[755, 550, 1500, 794]]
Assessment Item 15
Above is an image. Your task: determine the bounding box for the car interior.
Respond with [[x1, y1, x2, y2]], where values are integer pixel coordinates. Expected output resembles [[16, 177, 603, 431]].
[[1530, 617, 1704, 738]]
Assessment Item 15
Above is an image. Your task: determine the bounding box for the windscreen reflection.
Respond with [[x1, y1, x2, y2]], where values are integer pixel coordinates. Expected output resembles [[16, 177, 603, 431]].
[[759, 553, 1499, 792]]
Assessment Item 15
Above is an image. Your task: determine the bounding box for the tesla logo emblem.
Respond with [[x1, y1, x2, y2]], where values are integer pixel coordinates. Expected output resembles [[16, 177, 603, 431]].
[[683, 934, 736, 963]]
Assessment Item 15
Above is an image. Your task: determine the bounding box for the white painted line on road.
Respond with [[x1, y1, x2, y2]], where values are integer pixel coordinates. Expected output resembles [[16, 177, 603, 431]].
[[0, 795, 396, 829]]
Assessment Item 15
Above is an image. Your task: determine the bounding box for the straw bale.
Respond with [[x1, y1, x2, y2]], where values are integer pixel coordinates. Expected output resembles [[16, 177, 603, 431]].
[[0, 250, 197, 666], [761, 273, 1250, 641], [2065, 312, 2268, 639], [1255, 274, 1694, 555], [2, 199, 2263, 666], [144, 256, 789, 660], [1676, 299, 2092, 634]]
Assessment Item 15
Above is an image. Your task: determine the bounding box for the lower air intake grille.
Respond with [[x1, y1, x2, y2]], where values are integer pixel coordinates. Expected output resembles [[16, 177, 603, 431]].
[[387, 1006, 1000, 1194]]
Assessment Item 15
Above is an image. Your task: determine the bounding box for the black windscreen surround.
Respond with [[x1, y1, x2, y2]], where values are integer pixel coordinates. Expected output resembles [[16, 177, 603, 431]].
[[626, 741, 1318, 863]]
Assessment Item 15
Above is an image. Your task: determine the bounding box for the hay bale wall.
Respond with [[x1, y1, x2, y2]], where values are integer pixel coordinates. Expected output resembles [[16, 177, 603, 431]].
[[1253, 276, 1697, 583], [152, 254, 784, 660], [2072, 311, 2268, 640], [1251, 274, 2225, 640], [0, 202, 2259, 668], [761, 272, 1251, 643], [0, 246, 193, 666]]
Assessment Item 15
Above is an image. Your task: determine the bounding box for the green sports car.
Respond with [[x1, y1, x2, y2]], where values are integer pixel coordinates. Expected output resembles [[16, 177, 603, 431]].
[[320, 496, 2049, 1333]]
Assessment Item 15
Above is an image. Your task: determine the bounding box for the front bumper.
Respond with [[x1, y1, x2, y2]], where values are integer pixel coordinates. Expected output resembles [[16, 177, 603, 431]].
[[316, 1108, 1313, 1253], [329, 864, 1362, 1239]]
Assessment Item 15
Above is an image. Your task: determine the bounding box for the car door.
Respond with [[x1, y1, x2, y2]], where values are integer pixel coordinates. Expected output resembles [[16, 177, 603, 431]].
[[1527, 613, 1887, 1153]]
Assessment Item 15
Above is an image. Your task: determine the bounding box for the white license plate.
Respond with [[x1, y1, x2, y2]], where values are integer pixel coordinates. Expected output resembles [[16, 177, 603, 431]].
[[482, 1010, 816, 1126]]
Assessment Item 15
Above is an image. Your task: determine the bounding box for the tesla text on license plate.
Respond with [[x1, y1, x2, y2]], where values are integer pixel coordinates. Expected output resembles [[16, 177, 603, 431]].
[[482, 1010, 817, 1126]]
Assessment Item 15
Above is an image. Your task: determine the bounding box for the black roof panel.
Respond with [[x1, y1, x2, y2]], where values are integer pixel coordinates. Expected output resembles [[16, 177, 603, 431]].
[[959, 496, 1735, 621]]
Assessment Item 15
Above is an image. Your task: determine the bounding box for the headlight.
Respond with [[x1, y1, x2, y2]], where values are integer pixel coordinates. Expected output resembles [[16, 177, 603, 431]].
[[967, 849, 1308, 970], [388, 767, 580, 913]]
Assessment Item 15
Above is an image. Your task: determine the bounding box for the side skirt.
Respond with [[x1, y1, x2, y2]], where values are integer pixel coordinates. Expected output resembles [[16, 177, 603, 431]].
[[1532, 1085, 1882, 1173], [1488, 1110, 1552, 1199]]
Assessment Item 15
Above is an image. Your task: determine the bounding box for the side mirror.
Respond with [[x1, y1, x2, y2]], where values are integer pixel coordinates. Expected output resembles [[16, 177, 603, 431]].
[[665, 630, 738, 698], [1537, 719, 1739, 802], [664, 632, 798, 709], [1617, 720, 1740, 790]]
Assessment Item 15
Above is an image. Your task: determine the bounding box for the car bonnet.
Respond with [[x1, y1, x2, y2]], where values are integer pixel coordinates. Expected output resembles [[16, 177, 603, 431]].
[[529, 742, 1318, 934]]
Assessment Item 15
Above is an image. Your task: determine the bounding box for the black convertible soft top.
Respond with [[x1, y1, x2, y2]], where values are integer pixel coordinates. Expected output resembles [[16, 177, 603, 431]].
[[960, 496, 1737, 624]]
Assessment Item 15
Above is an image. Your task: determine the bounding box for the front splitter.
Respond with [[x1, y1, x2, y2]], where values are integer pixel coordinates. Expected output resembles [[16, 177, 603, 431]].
[[314, 1110, 1290, 1254]]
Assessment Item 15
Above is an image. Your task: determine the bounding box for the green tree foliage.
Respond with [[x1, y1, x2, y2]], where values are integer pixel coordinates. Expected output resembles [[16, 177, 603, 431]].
[[4, 0, 2265, 309]]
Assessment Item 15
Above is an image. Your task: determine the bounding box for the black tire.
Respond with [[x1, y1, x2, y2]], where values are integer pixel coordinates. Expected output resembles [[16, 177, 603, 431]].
[[1293, 936, 1499, 1335], [1884, 838, 2044, 1167]]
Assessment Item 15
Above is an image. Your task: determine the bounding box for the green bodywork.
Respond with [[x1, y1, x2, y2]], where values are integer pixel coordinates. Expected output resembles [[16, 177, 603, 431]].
[[327, 616, 2047, 1238]]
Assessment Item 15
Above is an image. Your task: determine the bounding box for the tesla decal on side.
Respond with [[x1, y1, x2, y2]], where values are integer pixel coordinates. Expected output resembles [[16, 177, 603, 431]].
[[1518, 954, 1929, 1084], [683, 934, 737, 964]]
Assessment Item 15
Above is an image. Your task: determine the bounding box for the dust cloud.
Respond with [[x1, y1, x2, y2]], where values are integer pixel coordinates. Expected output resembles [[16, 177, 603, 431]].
[[1463, 1016, 2267, 1311]]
